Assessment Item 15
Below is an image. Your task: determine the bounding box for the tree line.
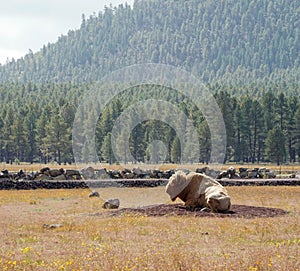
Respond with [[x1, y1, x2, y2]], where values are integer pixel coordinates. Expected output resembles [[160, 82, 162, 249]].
[[0, 82, 299, 165]]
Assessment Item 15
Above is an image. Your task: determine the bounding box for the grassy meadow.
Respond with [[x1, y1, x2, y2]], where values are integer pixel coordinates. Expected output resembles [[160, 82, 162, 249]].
[[0, 185, 299, 271]]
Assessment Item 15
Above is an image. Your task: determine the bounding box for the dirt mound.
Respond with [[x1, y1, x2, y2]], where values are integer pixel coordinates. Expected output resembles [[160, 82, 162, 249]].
[[98, 204, 288, 218]]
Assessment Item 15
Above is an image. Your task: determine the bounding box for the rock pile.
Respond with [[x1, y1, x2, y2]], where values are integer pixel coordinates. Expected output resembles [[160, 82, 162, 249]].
[[0, 165, 295, 182], [195, 167, 220, 178], [217, 167, 277, 179], [0, 167, 82, 181], [81, 166, 175, 180], [0, 167, 176, 181]]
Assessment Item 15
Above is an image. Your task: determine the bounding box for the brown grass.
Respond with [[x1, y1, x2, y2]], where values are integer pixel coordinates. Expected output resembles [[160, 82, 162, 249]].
[[0, 186, 299, 270]]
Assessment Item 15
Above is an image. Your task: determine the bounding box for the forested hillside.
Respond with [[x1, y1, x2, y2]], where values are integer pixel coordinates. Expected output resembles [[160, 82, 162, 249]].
[[0, 0, 299, 84], [0, 0, 300, 165]]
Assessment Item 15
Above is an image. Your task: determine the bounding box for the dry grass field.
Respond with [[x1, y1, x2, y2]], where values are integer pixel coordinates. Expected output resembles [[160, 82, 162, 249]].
[[0, 186, 299, 271]]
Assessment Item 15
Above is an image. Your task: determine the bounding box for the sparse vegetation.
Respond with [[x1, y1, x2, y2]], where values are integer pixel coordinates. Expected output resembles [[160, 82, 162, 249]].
[[0, 186, 299, 270]]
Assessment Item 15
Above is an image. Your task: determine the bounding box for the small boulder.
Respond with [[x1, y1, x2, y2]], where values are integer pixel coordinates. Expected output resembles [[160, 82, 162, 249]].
[[161, 170, 172, 179], [35, 174, 53, 180], [102, 199, 120, 209], [40, 167, 51, 175], [195, 167, 209, 174], [216, 171, 229, 179], [53, 174, 66, 181], [266, 170, 276, 179], [110, 169, 121, 179], [239, 168, 248, 178], [247, 168, 260, 178], [0, 170, 11, 179], [227, 167, 240, 179], [65, 169, 82, 180], [81, 166, 95, 179], [132, 167, 143, 178], [95, 168, 108, 179], [124, 172, 135, 179], [49, 168, 65, 177], [121, 168, 131, 178], [89, 191, 100, 198]]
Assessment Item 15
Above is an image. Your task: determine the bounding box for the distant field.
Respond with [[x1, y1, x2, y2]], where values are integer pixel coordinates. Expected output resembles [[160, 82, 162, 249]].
[[2, 162, 300, 173], [0, 186, 299, 270]]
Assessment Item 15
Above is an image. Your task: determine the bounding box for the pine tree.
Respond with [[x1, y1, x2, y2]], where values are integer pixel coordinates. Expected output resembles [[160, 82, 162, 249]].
[[114, 128, 130, 164], [24, 109, 37, 163], [215, 91, 236, 163], [1, 107, 15, 163], [171, 136, 181, 164], [233, 104, 244, 162], [36, 110, 50, 163], [10, 114, 27, 162], [0, 115, 4, 161], [249, 100, 265, 163], [265, 125, 286, 165], [294, 106, 300, 162], [198, 122, 211, 164], [101, 133, 115, 165], [43, 114, 71, 165]]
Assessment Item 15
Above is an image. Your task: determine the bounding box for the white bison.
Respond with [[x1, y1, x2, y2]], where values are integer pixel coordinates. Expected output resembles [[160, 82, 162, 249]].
[[166, 171, 231, 212]]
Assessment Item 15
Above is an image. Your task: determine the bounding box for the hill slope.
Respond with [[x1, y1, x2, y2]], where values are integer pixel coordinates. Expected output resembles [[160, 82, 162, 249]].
[[0, 0, 299, 83]]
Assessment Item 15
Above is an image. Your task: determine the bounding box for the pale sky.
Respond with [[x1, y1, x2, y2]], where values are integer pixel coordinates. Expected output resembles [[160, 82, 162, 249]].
[[0, 0, 134, 65]]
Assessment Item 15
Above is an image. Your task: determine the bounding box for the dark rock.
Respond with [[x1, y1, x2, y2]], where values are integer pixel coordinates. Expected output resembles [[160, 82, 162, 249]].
[[266, 170, 276, 178], [247, 169, 259, 178], [196, 167, 220, 178], [102, 199, 120, 209], [196, 167, 209, 174], [95, 168, 108, 179], [0, 170, 10, 178], [161, 171, 172, 179], [132, 167, 143, 177], [65, 169, 82, 180], [89, 191, 100, 198], [23, 173, 35, 180], [35, 174, 53, 180], [49, 168, 64, 177], [217, 171, 229, 179], [124, 172, 135, 179], [81, 166, 95, 179], [53, 174, 66, 181], [111, 170, 122, 179], [40, 167, 51, 175], [13, 170, 26, 180]]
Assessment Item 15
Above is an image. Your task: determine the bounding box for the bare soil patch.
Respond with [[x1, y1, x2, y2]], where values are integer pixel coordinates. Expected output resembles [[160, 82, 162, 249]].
[[97, 203, 288, 218]]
